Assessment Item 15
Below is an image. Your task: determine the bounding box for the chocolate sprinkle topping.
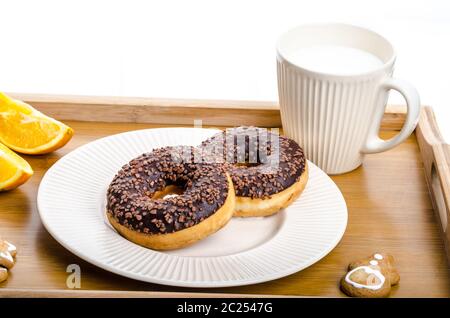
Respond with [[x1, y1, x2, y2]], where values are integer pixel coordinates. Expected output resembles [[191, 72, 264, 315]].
[[200, 127, 306, 199], [107, 146, 229, 235]]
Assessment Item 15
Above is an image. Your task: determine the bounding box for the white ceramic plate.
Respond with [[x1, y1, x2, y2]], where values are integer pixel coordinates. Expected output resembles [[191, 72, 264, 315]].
[[37, 128, 347, 288]]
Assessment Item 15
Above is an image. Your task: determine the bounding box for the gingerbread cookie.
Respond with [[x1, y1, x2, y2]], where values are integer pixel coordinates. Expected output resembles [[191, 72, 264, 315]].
[[0, 240, 17, 258], [0, 267, 7, 283], [0, 239, 17, 284], [341, 253, 399, 298]]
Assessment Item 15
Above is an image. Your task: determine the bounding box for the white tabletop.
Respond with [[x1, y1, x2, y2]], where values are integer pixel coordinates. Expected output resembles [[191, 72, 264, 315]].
[[1, 0, 449, 140]]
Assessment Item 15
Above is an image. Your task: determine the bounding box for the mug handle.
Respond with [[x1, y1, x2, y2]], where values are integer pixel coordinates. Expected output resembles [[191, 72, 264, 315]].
[[361, 78, 421, 154]]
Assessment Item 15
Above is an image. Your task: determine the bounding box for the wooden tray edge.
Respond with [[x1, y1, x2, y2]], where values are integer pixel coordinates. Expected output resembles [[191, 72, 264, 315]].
[[8, 92, 406, 130], [416, 106, 450, 263], [0, 288, 292, 298]]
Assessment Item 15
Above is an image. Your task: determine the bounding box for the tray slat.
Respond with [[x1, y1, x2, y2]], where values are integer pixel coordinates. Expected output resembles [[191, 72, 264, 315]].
[[8, 93, 405, 130]]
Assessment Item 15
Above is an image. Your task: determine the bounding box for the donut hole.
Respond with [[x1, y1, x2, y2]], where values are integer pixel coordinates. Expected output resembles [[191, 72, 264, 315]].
[[152, 184, 185, 199]]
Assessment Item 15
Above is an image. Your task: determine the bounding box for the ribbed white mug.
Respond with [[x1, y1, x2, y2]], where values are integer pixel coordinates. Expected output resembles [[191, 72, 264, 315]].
[[276, 24, 420, 174]]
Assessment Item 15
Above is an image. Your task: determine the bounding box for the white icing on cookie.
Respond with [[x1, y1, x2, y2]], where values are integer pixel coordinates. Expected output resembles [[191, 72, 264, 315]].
[[374, 253, 383, 260], [345, 266, 385, 290], [369, 260, 378, 266]]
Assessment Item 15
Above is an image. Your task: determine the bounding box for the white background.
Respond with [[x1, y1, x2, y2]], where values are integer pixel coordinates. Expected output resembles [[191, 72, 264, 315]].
[[1, 0, 449, 139]]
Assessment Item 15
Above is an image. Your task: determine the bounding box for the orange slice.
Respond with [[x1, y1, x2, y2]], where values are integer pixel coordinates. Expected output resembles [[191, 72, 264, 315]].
[[0, 92, 74, 154], [0, 142, 33, 191]]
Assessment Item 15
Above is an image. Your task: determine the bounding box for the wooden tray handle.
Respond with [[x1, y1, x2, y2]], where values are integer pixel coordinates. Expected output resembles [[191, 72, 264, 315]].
[[416, 106, 450, 263]]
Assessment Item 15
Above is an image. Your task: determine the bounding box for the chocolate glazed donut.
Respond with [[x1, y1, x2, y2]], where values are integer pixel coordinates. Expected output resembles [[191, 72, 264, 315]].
[[200, 127, 308, 217], [106, 146, 235, 250]]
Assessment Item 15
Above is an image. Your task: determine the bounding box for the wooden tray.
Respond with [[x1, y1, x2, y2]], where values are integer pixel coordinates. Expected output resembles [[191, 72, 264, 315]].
[[0, 94, 449, 298]]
